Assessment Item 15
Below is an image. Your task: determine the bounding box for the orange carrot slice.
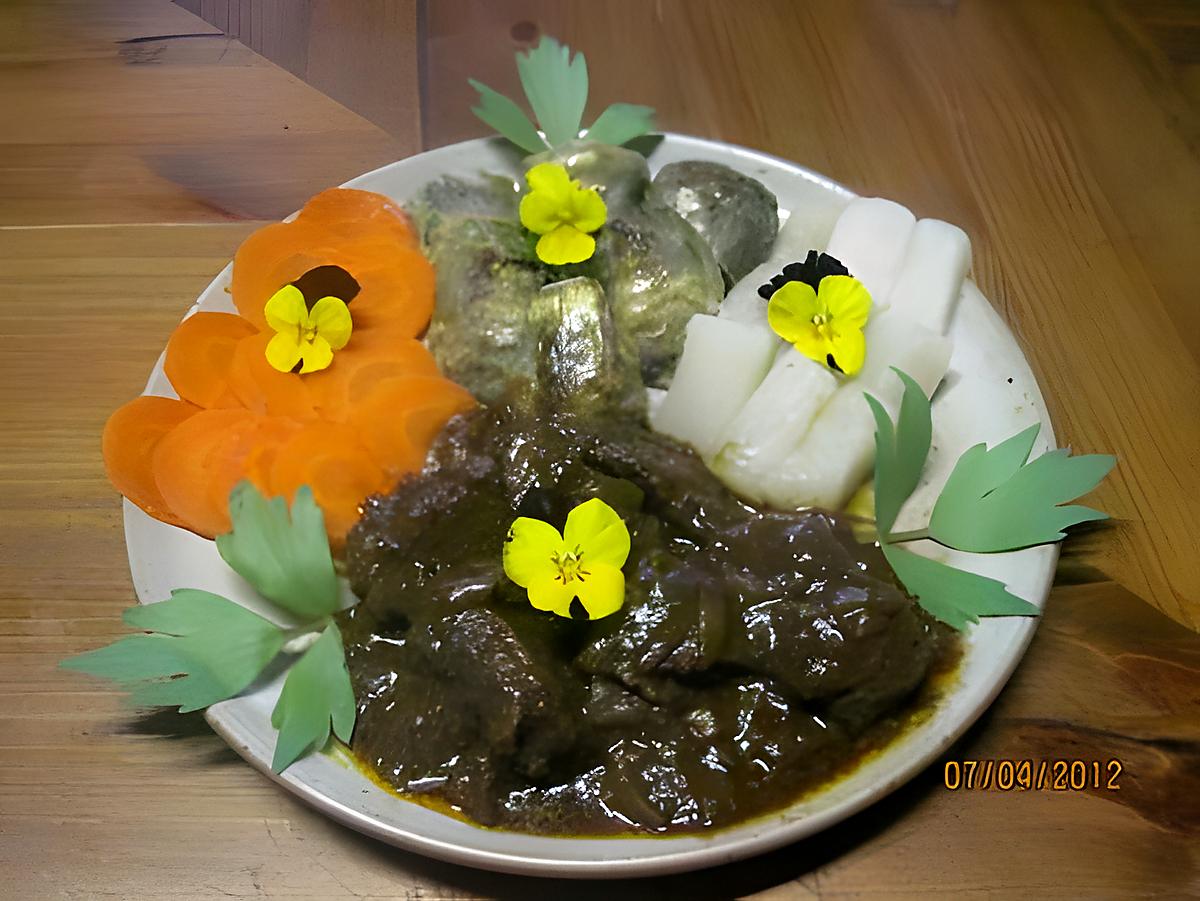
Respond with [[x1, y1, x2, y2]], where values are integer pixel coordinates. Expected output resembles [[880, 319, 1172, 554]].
[[298, 188, 419, 249], [345, 375, 476, 478], [230, 219, 434, 339], [102, 395, 203, 528], [205, 414, 304, 517], [226, 332, 318, 420], [303, 335, 439, 420], [268, 422, 389, 544], [163, 312, 258, 408], [230, 219, 331, 330], [151, 408, 262, 539]]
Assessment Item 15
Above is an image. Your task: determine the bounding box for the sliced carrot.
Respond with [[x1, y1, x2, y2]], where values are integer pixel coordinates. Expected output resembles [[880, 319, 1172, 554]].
[[268, 423, 390, 544], [151, 408, 262, 539], [303, 335, 439, 420], [298, 188, 419, 249], [226, 332, 318, 420], [345, 246, 436, 340], [205, 414, 304, 518], [102, 395, 203, 528], [230, 219, 434, 339], [345, 375, 476, 478], [163, 312, 258, 408], [230, 219, 331, 330]]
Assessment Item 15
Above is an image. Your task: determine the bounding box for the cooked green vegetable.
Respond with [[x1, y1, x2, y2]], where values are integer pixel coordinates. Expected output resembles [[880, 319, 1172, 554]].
[[414, 142, 724, 393], [649, 160, 779, 287], [598, 203, 724, 387], [530, 277, 645, 418], [421, 215, 547, 404]]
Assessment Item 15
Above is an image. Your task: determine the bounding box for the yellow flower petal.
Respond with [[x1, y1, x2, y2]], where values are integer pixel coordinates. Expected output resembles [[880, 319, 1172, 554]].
[[563, 498, 630, 569], [819, 275, 872, 330], [536, 224, 595, 265], [828, 325, 867, 376], [767, 281, 821, 345], [574, 564, 625, 620], [309, 296, 353, 350], [527, 572, 578, 618], [520, 161, 607, 253], [503, 517, 565, 588], [520, 189, 566, 235], [569, 184, 607, 234], [787, 323, 830, 366], [264, 331, 302, 373], [525, 161, 573, 198], [264, 284, 308, 333], [297, 334, 334, 374]]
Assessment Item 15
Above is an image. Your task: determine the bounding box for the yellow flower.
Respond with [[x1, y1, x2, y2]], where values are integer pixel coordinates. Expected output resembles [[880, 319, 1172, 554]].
[[502, 498, 630, 619], [767, 275, 872, 375], [263, 284, 353, 374], [519, 162, 607, 266]]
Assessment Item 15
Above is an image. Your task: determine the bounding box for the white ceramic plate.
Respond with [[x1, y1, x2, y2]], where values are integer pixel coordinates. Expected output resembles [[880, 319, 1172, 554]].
[[124, 134, 1056, 878]]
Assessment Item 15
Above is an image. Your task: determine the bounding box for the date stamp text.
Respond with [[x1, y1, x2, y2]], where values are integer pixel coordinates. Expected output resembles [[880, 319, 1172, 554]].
[[943, 758, 1123, 792]]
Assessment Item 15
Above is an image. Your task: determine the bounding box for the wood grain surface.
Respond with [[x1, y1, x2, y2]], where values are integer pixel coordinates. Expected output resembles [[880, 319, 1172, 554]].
[[1, 0, 1197, 898]]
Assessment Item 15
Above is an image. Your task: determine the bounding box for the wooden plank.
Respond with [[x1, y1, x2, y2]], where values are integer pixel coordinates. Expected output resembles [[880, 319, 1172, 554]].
[[0, 0, 411, 226], [182, 0, 421, 141]]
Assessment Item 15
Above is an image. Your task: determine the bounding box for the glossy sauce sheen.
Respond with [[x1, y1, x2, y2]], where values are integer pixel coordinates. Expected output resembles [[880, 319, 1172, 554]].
[[339, 405, 953, 834]]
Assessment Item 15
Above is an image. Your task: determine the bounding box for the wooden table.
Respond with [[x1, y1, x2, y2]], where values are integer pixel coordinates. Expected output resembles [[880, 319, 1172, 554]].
[[2, 1, 1198, 897]]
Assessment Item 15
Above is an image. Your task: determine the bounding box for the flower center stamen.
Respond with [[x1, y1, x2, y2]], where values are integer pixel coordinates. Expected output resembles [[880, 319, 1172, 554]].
[[551, 547, 589, 584]]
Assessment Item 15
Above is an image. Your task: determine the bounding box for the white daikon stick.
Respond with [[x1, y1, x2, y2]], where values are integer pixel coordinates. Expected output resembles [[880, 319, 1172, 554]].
[[711, 349, 838, 501], [772, 194, 849, 261], [717, 259, 779, 327], [760, 312, 952, 510], [650, 314, 779, 458], [825, 198, 916, 313], [886, 218, 971, 335]]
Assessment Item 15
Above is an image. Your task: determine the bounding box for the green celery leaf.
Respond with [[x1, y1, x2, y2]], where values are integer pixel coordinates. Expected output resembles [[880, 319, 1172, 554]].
[[270, 623, 356, 772], [216, 482, 339, 621], [866, 368, 932, 538], [61, 589, 286, 712], [516, 36, 589, 148], [929, 424, 1115, 552], [585, 103, 656, 146], [883, 544, 1039, 631], [467, 78, 547, 154]]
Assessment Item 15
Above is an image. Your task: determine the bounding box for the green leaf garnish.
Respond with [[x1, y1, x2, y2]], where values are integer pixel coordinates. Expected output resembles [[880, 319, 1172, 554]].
[[865, 368, 931, 538], [467, 78, 546, 154], [60, 589, 286, 712], [216, 482, 339, 621], [929, 424, 1115, 552], [882, 544, 1038, 632], [866, 369, 1113, 631], [584, 103, 656, 147], [270, 623, 356, 773], [516, 36, 589, 149], [469, 36, 656, 152]]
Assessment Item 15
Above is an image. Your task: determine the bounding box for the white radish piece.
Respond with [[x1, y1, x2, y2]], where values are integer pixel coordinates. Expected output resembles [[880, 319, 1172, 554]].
[[759, 312, 952, 510], [711, 349, 838, 502], [645, 387, 668, 421], [717, 259, 779, 327], [824, 198, 916, 313], [772, 193, 850, 261], [651, 314, 779, 458], [886, 218, 971, 335]]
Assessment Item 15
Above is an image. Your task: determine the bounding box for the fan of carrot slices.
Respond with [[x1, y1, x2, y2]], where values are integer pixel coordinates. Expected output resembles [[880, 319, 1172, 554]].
[[102, 188, 475, 547]]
